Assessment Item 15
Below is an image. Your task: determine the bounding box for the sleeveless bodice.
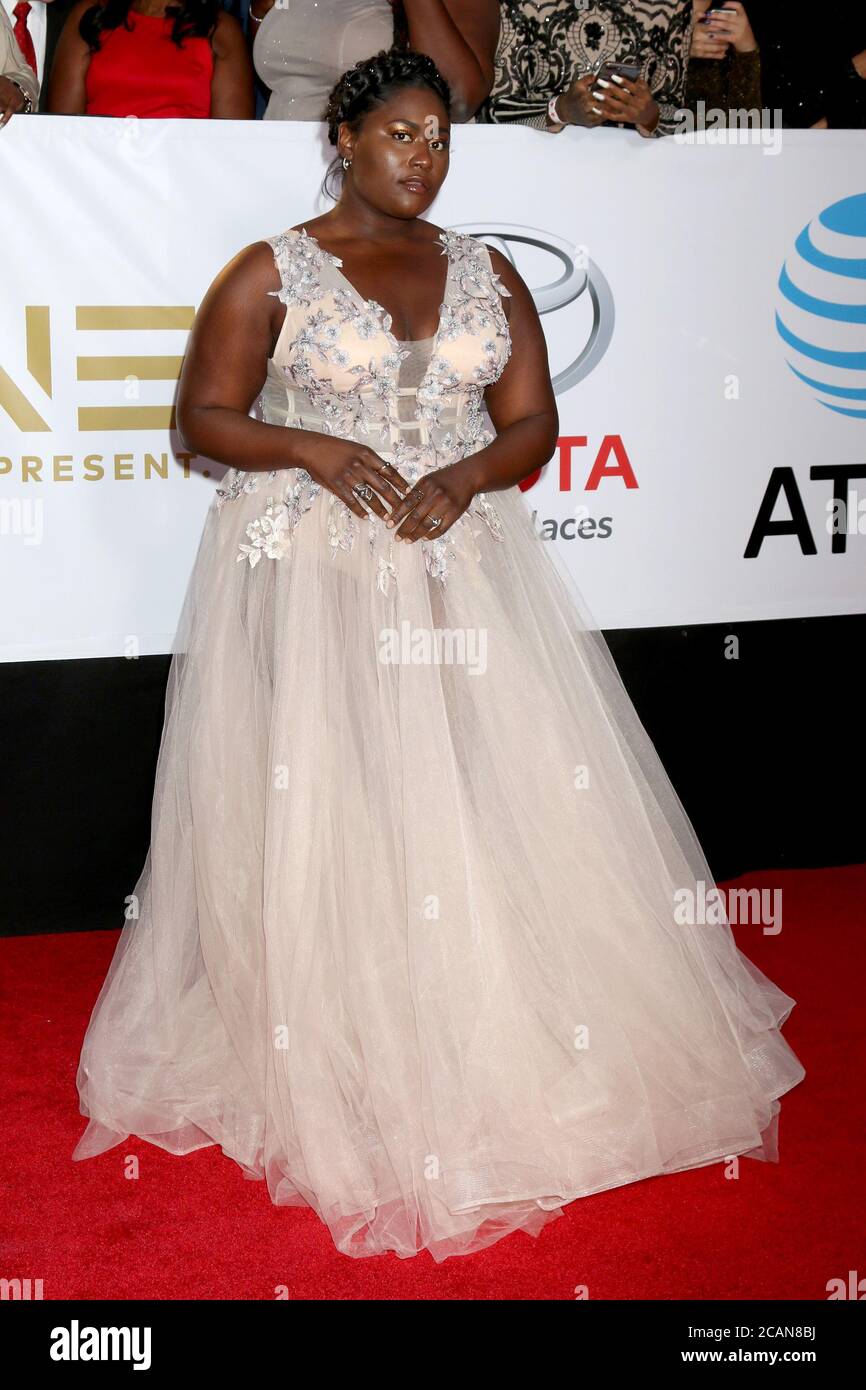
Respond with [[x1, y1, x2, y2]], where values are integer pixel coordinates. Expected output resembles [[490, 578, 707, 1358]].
[[217, 227, 513, 580], [257, 227, 512, 470]]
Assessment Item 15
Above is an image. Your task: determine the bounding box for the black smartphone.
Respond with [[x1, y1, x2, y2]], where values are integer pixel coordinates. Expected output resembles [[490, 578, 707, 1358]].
[[596, 60, 642, 84]]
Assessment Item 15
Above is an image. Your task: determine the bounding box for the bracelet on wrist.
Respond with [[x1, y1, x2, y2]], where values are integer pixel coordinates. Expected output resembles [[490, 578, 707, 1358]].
[[9, 79, 33, 114]]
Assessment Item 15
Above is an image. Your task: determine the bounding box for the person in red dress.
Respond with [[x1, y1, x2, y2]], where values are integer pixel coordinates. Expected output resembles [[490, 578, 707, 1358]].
[[48, 0, 253, 117]]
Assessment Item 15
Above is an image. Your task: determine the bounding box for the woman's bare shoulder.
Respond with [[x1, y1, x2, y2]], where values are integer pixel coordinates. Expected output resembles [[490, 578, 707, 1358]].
[[227, 239, 284, 289], [195, 241, 284, 318]]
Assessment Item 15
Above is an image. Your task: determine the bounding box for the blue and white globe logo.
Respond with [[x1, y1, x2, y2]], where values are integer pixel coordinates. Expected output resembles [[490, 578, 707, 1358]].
[[776, 191, 866, 420]]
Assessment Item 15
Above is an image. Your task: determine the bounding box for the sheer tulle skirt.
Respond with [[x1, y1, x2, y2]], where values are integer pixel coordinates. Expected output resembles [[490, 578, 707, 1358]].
[[72, 472, 806, 1261]]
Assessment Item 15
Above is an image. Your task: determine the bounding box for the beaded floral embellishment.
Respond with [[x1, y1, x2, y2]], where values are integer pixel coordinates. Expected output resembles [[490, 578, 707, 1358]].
[[217, 225, 513, 587]]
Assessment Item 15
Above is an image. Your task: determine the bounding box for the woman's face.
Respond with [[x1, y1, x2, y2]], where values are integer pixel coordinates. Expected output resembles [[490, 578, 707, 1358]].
[[340, 86, 451, 218]]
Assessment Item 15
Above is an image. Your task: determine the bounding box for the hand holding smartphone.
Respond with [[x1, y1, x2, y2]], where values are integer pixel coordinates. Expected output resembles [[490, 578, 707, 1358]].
[[595, 61, 642, 85], [693, 2, 741, 59], [590, 59, 658, 130], [701, 2, 756, 56]]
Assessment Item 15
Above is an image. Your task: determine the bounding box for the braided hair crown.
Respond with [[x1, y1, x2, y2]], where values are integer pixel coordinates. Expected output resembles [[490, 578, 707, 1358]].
[[321, 47, 451, 199]]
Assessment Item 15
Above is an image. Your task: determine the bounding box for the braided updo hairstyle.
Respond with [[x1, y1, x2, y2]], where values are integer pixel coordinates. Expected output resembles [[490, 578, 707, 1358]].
[[320, 47, 452, 203]]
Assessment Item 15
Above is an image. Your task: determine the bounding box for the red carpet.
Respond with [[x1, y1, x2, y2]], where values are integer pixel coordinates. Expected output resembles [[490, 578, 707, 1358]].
[[2, 865, 862, 1300]]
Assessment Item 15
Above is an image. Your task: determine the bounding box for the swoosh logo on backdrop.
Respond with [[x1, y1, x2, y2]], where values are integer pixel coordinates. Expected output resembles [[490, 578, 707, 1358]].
[[455, 223, 615, 394]]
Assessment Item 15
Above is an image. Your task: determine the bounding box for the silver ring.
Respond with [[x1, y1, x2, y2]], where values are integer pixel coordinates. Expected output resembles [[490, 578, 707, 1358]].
[[427, 517, 442, 529], [353, 483, 373, 501]]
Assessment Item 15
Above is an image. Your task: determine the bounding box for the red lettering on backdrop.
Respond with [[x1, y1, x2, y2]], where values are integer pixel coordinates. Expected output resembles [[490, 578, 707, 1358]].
[[519, 436, 638, 493], [556, 437, 587, 490], [586, 436, 638, 490]]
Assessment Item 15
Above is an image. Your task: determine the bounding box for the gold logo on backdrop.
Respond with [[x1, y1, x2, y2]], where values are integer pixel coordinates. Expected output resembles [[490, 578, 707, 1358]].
[[0, 306, 194, 431]]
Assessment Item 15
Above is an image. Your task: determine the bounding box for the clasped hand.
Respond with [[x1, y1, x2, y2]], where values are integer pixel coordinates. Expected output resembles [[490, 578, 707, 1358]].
[[294, 434, 477, 543]]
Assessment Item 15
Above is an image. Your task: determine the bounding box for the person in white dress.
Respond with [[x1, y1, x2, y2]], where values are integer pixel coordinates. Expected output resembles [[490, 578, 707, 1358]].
[[71, 47, 806, 1263]]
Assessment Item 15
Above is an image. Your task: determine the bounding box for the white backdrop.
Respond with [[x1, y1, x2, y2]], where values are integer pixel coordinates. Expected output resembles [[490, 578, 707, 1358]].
[[0, 118, 864, 660]]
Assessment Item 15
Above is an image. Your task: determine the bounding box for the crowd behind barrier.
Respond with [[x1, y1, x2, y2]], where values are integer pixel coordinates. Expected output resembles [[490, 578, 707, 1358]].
[[1, 1, 865, 132]]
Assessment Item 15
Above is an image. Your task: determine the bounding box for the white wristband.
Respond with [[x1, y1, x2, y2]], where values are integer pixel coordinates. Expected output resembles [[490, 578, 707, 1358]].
[[547, 93, 564, 125]]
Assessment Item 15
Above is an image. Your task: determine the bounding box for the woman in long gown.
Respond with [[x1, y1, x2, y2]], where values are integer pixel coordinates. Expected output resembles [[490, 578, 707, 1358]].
[[71, 47, 806, 1263]]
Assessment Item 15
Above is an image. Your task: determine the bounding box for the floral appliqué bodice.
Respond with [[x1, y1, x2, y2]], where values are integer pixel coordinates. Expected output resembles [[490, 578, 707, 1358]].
[[214, 226, 513, 587]]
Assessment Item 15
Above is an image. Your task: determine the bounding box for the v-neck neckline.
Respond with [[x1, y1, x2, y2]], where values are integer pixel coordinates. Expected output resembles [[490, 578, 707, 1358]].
[[294, 226, 452, 360]]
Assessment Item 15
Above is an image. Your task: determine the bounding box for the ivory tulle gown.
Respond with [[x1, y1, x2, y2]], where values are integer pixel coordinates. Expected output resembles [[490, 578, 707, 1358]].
[[72, 226, 806, 1261]]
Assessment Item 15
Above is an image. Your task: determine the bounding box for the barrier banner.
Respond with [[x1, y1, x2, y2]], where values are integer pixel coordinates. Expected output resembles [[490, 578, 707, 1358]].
[[1, 118, 864, 659]]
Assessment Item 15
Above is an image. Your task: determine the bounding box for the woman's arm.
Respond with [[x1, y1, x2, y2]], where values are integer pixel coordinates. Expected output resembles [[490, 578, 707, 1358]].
[[401, 0, 500, 122], [453, 247, 559, 494], [46, 0, 94, 114], [176, 244, 413, 519], [210, 9, 255, 118], [685, 2, 760, 114], [246, 0, 275, 53], [176, 242, 304, 471]]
